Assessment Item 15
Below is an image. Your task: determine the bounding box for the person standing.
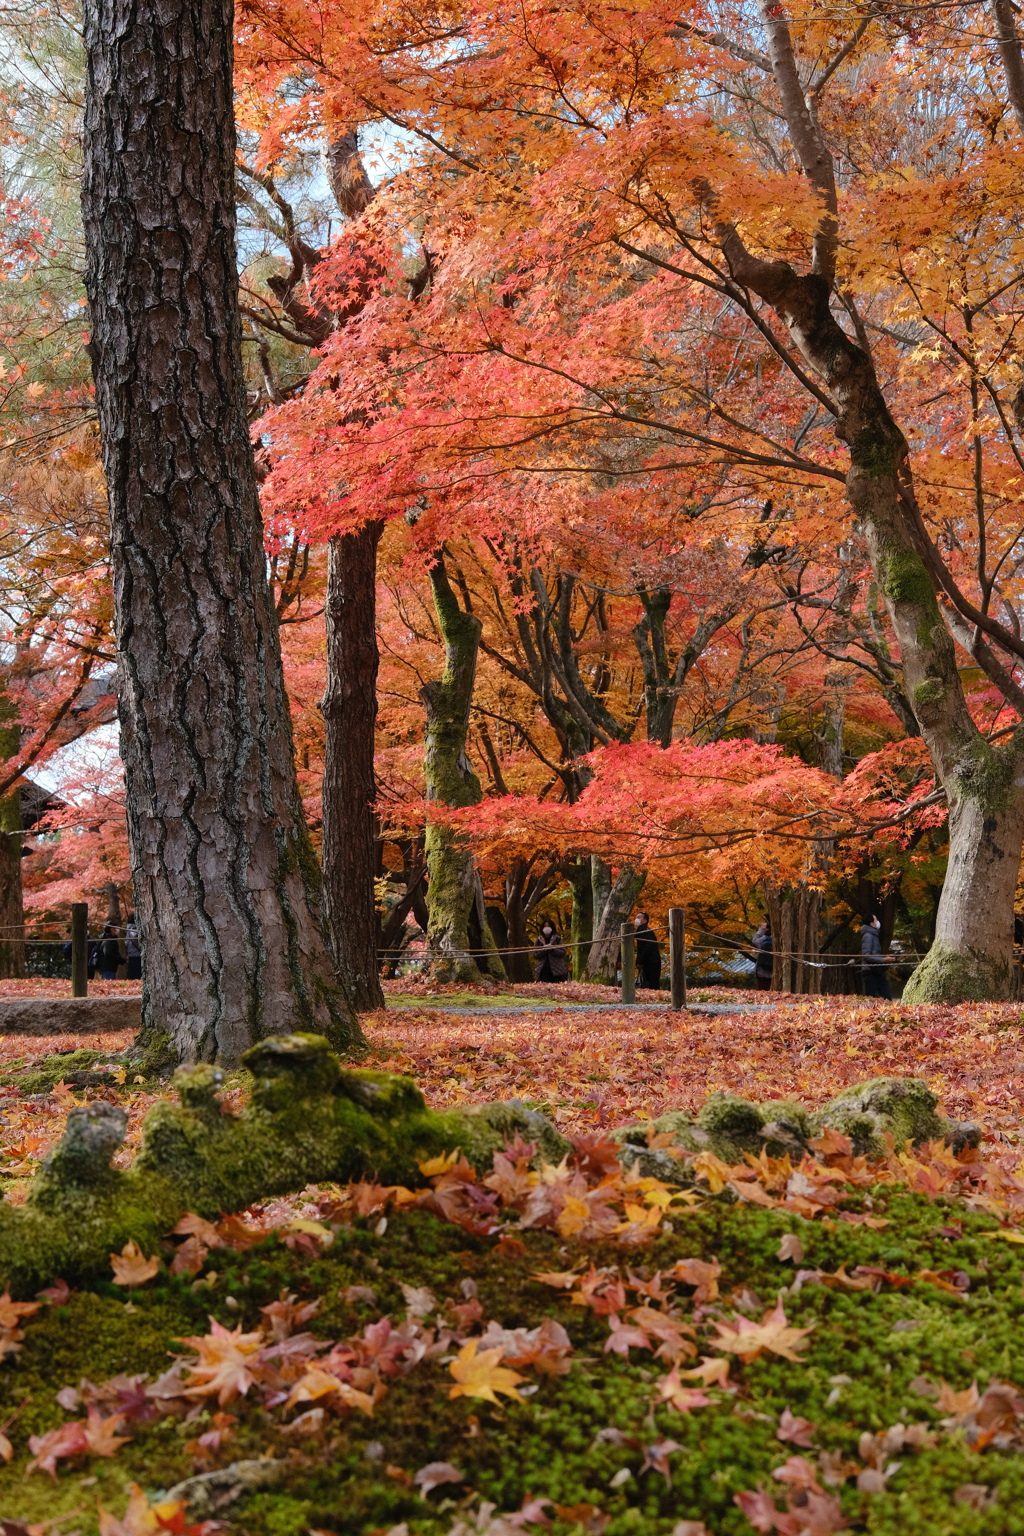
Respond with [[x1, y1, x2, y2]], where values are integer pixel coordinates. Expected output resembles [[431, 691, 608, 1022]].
[[533, 921, 569, 982], [125, 912, 142, 981], [633, 911, 661, 990], [753, 921, 773, 991], [861, 915, 892, 1000], [97, 924, 126, 981]]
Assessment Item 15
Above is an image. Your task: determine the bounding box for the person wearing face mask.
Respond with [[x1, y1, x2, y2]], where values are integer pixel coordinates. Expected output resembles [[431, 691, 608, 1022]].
[[533, 919, 569, 982], [632, 910, 661, 991], [861, 914, 892, 999]]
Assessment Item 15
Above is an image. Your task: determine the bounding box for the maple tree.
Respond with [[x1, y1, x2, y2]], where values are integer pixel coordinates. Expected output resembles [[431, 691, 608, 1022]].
[[234, 0, 1024, 1002]]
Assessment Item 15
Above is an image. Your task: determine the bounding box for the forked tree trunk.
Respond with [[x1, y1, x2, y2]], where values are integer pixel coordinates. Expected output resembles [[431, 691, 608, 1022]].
[[321, 526, 385, 1011], [81, 0, 361, 1062], [587, 865, 646, 984], [421, 555, 505, 983]]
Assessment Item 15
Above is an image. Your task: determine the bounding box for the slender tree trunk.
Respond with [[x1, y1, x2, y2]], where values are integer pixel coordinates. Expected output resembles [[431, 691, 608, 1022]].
[[504, 861, 534, 983], [320, 526, 385, 1011], [707, 189, 1024, 1002], [0, 700, 24, 980], [568, 857, 593, 979], [421, 555, 505, 983], [587, 865, 646, 983], [103, 882, 122, 925], [81, 0, 361, 1062]]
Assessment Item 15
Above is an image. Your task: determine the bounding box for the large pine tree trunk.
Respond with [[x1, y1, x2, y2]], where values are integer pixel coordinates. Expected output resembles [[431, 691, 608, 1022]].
[[81, 0, 361, 1062], [321, 527, 385, 1011]]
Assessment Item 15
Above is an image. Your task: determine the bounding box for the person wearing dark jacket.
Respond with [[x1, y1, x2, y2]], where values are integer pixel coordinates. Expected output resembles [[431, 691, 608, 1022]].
[[753, 921, 773, 990], [632, 911, 661, 990], [861, 916, 891, 999], [97, 924, 126, 981], [533, 921, 569, 982]]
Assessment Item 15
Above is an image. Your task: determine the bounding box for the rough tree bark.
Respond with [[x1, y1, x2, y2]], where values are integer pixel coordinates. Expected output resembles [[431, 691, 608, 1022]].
[[696, 2, 1024, 1002], [320, 525, 385, 1010], [766, 884, 823, 996], [421, 554, 506, 983], [81, 0, 362, 1061]]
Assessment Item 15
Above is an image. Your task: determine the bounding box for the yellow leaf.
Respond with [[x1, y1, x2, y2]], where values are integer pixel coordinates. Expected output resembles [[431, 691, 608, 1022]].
[[110, 1240, 160, 1286], [692, 1151, 735, 1194], [983, 1229, 1024, 1244], [286, 1367, 374, 1414], [448, 1339, 524, 1405], [419, 1150, 460, 1177], [555, 1196, 591, 1238]]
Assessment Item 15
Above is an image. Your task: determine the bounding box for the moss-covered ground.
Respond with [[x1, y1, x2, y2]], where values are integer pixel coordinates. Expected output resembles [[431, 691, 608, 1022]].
[[5, 1002, 1024, 1536], [3, 1186, 1024, 1534]]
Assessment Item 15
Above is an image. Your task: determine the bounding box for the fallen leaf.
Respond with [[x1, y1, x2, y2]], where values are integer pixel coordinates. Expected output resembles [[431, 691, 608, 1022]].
[[413, 1461, 464, 1495], [657, 1366, 712, 1413], [109, 1241, 160, 1287], [776, 1234, 804, 1264], [82, 1407, 131, 1457], [176, 1318, 265, 1406], [776, 1407, 816, 1448], [448, 1339, 524, 1404], [711, 1300, 815, 1364], [0, 1292, 41, 1329], [26, 1419, 88, 1478]]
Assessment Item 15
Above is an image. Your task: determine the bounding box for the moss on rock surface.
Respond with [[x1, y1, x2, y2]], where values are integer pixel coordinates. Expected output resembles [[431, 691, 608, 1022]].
[[613, 1077, 977, 1171]]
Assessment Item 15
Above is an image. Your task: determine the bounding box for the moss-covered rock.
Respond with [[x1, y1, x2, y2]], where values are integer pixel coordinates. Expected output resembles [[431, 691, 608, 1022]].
[[0, 1051, 983, 1299], [611, 1077, 979, 1170], [810, 1076, 979, 1157], [432, 1099, 572, 1169], [0, 1034, 566, 1295]]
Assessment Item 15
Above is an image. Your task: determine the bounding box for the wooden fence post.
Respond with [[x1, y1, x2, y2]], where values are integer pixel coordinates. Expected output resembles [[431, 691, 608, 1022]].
[[620, 922, 635, 1004], [71, 902, 88, 997], [669, 907, 686, 1010]]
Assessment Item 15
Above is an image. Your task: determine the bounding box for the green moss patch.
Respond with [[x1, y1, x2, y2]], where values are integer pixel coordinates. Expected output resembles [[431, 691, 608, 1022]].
[[4, 1191, 1024, 1535]]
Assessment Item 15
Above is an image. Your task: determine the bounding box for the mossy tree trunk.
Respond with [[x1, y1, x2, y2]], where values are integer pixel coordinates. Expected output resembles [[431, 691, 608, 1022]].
[[568, 857, 593, 979], [80, 0, 361, 1062], [703, 13, 1024, 1002], [586, 864, 646, 984], [321, 525, 386, 1012], [421, 554, 506, 983]]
